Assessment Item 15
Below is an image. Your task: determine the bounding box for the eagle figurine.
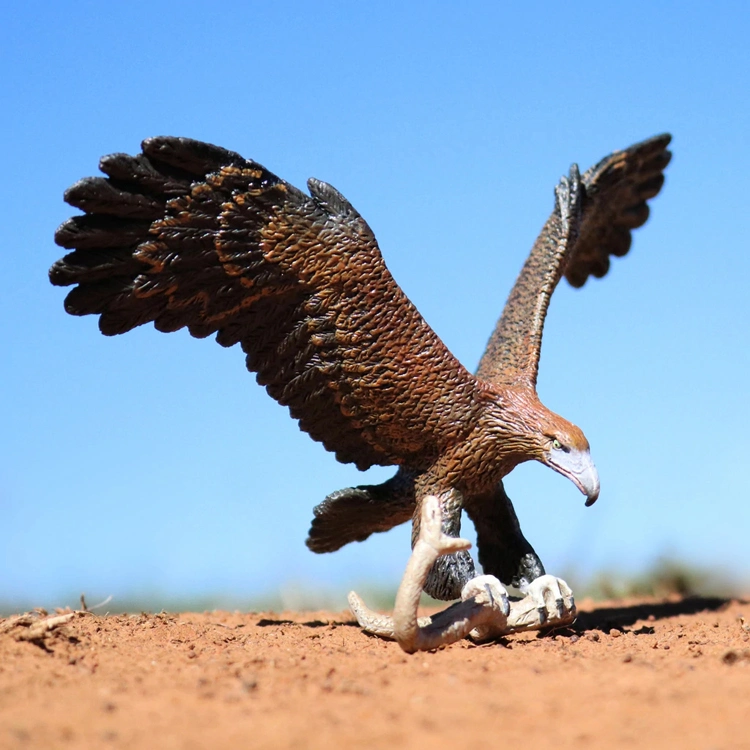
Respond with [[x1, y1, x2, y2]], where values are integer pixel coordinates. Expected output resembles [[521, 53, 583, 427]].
[[51, 134, 671, 618]]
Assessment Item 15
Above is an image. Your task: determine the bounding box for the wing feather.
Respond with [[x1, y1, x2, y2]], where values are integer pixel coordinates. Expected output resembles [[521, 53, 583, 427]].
[[566, 134, 672, 287], [51, 137, 484, 471], [476, 134, 671, 387]]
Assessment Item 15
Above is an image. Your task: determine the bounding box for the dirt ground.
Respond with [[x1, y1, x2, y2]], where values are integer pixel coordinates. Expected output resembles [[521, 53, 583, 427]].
[[1, 596, 749, 750]]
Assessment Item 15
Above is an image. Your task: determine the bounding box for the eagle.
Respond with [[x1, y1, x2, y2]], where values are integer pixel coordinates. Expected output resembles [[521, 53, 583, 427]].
[[51, 134, 671, 604]]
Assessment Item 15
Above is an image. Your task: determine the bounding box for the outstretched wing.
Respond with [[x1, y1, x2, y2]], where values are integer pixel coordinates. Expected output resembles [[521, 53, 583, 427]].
[[476, 134, 672, 388], [51, 137, 483, 471]]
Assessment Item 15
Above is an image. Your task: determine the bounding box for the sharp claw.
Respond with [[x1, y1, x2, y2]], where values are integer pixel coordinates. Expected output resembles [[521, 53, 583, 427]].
[[500, 594, 510, 617], [516, 575, 578, 630], [484, 583, 494, 609]]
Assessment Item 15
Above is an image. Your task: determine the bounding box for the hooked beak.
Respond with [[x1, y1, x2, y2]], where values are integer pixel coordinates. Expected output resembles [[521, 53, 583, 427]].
[[545, 448, 600, 506]]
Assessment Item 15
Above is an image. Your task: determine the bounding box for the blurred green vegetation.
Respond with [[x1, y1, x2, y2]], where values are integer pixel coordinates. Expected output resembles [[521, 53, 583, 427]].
[[563, 556, 742, 601], [1, 557, 745, 617]]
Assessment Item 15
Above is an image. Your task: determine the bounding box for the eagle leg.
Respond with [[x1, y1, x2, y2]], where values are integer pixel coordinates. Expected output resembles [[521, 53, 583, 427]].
[[512, 575, 576, 631], [465, 481, 546, 590]]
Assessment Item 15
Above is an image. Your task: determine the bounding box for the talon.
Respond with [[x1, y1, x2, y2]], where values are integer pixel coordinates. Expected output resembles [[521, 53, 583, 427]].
[[485, 583, 494, 609], [506, 575, 577, 632], [500, 594, 510, 617]]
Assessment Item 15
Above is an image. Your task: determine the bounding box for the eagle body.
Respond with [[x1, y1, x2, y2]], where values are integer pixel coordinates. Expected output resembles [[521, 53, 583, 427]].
[[51, 134, 671, 600]]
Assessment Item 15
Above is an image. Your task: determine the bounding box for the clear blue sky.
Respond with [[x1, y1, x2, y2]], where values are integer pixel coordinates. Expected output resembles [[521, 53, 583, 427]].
[[2, 1, 748, 610]]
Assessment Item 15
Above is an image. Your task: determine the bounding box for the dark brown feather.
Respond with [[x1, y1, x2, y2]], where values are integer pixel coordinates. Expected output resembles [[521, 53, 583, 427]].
[[567, 134, 672, 287], [51, 137, 484, 471]]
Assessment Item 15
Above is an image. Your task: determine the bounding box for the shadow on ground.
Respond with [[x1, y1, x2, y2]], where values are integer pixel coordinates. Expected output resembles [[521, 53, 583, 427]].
[[572, 596, 744, 633], [253, 596, 747, 639]]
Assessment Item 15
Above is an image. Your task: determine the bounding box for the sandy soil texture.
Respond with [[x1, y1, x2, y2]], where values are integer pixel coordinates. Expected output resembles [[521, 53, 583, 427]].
[[1, 596, 749, 749]]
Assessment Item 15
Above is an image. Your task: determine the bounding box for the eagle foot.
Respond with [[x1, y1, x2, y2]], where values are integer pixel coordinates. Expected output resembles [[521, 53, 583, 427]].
[[514, 574, 576, 630], [348, 496, 577, 652]]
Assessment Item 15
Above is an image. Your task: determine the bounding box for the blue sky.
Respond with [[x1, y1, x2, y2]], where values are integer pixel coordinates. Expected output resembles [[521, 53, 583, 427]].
[[2, 2, 748, 610]]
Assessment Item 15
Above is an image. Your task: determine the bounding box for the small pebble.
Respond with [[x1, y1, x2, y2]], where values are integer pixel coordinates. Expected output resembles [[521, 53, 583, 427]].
[[722, 650, 739, 665], [609, 629, 621, 638]]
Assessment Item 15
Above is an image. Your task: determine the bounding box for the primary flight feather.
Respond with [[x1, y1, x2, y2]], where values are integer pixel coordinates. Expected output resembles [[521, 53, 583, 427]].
[[51, 134, 671, 600]]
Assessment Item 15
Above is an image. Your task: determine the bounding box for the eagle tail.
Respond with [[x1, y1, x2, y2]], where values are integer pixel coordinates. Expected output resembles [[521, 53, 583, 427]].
[[306, 473, 416, 553]]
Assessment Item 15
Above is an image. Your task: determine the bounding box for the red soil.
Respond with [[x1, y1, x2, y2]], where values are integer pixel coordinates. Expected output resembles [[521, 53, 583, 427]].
[[2, 596, 749, 749]]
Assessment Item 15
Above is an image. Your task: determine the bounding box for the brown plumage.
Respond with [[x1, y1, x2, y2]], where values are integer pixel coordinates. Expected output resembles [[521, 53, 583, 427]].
[[306, 134, 671, 598], [51, 134, 671, 600]]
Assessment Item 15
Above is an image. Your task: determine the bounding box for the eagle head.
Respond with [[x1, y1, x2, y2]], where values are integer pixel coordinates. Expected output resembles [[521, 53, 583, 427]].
[[537, 415, 600, 506], [491, 388, 600, 506]]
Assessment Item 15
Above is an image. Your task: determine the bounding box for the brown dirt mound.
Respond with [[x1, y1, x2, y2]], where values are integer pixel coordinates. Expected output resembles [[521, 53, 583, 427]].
[[1, 597, 749, 749]]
